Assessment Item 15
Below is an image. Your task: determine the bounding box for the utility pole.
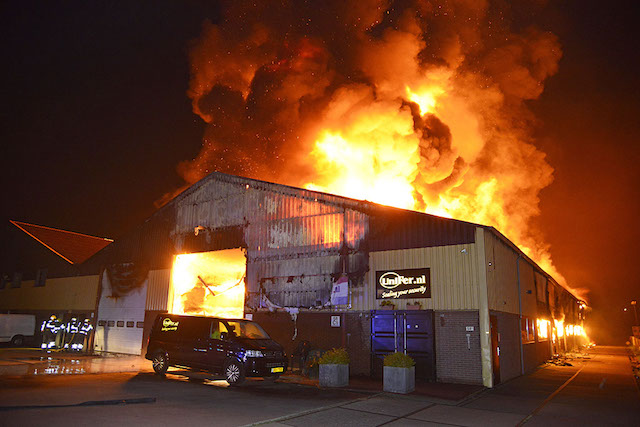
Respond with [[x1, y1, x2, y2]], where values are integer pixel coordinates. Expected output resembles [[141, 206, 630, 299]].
[[631, 300, 638, 325]]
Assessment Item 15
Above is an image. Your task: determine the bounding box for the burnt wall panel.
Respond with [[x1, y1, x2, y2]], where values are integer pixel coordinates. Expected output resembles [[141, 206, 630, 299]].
[[247, 254, 341, 308]]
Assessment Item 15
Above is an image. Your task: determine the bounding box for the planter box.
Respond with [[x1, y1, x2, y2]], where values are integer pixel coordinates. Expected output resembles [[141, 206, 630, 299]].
[[380, 305, 395, 310], [383, 366, 415, 394], [319, 364, 349, 387], [406, 304, 421, 310]]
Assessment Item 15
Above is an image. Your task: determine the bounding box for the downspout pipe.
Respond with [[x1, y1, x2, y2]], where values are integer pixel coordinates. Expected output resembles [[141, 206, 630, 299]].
[[516, 254, 524, 375]]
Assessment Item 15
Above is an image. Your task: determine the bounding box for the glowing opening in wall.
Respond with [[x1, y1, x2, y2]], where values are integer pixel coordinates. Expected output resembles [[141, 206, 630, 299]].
[[536, 319, 550, 340], [554, 319, 564, 338], [169, 249, 246, 319]]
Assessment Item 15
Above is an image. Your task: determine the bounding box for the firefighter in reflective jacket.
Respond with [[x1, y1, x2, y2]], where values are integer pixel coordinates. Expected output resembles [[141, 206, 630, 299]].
[[63, 318, 80, 350], [40, 315, 61, 349], [76, 319, 93, 351]]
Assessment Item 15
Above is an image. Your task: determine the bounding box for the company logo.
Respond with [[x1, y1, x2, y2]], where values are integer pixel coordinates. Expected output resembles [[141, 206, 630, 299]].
[[379, 271, 427, 289], [161, 318, 179, 332]]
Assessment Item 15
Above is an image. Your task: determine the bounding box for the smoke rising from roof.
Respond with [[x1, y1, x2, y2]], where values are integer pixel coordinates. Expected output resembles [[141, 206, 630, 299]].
[[164, 1, 578, 296]]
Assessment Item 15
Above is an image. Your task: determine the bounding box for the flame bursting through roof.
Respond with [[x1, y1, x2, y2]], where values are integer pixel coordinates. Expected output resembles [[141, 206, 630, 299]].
[[164, 2, 582, 299]]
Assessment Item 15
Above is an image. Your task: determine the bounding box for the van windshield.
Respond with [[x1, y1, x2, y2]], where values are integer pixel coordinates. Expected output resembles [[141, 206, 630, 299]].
[[223, 320, 270, 339]]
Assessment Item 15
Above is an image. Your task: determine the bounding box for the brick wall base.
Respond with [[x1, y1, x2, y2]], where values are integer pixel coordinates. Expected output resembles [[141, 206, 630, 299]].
[[251, 311, 371, 376], [434, 310, 483, 384]]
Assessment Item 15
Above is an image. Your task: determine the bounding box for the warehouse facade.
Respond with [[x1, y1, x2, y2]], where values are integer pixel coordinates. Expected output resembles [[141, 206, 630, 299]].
[[77, 172, 586, 387]]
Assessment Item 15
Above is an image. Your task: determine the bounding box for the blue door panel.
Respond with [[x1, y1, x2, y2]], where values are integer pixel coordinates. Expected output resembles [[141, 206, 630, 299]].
[[371, 310, 435, 381]]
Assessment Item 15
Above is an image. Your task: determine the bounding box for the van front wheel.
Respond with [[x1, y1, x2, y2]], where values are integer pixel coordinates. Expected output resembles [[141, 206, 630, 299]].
[[152, 351, 169, 375], [224, 360, 245, 386]]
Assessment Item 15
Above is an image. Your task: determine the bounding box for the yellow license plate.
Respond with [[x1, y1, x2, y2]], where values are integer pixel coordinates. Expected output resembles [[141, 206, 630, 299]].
[[271, 367, 284, 373]]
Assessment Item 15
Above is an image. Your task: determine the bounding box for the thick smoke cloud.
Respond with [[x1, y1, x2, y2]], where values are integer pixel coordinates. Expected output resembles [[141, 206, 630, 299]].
[[169, 1, 574, 294]]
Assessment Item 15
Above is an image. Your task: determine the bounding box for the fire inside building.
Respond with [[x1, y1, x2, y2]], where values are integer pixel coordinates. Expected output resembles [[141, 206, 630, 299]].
[[1, 172, 588, 387]]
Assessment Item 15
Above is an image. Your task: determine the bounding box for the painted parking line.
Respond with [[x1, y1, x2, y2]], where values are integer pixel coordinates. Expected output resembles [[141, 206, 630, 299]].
[[516, 363, 587, 426]]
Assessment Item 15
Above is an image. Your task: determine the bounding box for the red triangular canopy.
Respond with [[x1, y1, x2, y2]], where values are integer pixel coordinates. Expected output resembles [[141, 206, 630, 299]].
[[10, 220, 112, 264]]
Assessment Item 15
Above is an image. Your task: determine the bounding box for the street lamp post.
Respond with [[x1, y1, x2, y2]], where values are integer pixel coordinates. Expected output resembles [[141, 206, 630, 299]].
[[631, 300, 638, 325]]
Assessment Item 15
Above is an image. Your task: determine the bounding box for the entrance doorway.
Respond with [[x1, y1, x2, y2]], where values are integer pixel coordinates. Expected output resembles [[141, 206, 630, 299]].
[[170, 248, 246, 319], [371, 310, 435, 380], [490, 314, 500, 385]]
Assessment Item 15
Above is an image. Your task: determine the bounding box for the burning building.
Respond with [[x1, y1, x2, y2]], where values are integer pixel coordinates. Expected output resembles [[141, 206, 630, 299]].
[[79, 171, 586, 387]]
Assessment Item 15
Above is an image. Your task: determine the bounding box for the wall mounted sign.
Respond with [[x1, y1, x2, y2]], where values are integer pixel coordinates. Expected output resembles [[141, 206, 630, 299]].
[[331, 275, 349, 306], [375, 268, 431, 299], [331, 315, 341, 327]]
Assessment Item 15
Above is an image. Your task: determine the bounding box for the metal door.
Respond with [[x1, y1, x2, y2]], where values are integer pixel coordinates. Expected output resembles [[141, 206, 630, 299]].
[[371, 310, 435, 381]]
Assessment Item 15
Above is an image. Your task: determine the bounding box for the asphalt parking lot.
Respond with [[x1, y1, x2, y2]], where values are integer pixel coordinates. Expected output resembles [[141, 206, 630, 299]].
[[0, 346, 638, 426]]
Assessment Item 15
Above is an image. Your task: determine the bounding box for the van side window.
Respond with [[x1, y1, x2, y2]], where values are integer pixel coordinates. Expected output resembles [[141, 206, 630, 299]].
[[181, 318, 210, 340], [210, 321, 228, 339]]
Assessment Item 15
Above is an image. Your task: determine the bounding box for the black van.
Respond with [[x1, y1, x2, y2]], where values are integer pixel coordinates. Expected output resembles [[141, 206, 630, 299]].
[[145, 314, 287, 385]]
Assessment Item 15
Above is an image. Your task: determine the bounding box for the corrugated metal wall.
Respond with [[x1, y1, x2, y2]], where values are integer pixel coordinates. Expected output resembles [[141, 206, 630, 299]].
[[249, 255, 340, 308], [82, 172, 582, 316], [173, 179, 368, 256], [166, 176, 372, 308], [485, 231, 519, 314], [0, 275, 99, 311], [145, 269, 171, 311], [549, 280, 578, 324], [364, 242, 480, 311], [482, 227, 583, 324]]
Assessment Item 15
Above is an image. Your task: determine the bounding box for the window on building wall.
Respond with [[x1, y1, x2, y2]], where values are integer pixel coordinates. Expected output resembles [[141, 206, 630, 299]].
[[11, 272, 22, 288], [35, 268, 47, 287], [536, 319, 550, 341], [521, 317, 535, 343]]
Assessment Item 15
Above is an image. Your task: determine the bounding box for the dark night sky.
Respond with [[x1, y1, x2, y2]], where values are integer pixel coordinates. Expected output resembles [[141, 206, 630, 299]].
[[1, 1, 639, 343]]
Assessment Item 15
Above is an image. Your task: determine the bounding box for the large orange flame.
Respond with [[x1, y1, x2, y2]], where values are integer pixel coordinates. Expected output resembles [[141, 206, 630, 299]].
[[170, 249, 246, 319], [177, 2, 585, 300], [303, 79, 565, 288]]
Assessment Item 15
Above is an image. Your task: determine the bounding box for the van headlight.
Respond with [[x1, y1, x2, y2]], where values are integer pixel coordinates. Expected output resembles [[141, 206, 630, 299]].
[[245, 350, 264, 358]]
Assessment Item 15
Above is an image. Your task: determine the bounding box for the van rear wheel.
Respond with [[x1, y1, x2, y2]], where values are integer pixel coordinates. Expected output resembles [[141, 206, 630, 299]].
[[11, 335, 24, 347], [224, 360, 245, 386], [152, 351, 169, 375]]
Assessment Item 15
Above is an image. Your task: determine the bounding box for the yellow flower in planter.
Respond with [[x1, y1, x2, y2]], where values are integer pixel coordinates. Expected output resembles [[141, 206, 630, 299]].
[[383, 352, 415, 394], [319, 348, 349, 387], [384, 352, 415, 368], [319, 348, 350, 365]]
